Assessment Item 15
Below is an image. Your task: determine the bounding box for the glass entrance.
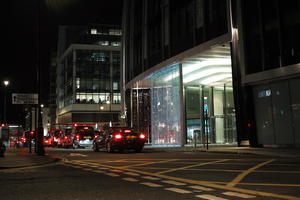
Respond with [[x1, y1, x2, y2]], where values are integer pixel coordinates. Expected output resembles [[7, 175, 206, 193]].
[[183, 44, 236, 146], [185, 84, 236, 145]]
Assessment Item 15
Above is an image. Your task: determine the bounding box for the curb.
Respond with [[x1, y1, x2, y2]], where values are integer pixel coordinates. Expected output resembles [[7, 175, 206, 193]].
[[0, 155, 62, 170]]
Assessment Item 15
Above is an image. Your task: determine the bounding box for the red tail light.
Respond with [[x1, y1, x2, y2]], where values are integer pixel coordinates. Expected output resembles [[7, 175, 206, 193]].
[[139, 133, 146, 139], [114, 133, 122, 140], [94, 135, 99, 139], [75, 134, 80, 141], [124, 129, 131, 133]]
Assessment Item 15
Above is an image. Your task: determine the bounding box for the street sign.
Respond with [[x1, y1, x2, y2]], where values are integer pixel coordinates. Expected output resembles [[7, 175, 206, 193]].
[[12, 93, 38, 104]]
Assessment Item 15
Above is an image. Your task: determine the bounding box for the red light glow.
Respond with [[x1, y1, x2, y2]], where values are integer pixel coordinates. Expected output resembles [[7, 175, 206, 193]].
[[75, 135, 80, 140], [114, 134, 122, 139], [139, 134, 146, 139], [124, 130, 131, 133]]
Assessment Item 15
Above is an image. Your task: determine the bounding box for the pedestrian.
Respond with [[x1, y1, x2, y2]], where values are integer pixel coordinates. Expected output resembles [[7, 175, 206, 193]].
[[0, 138, 6, 157]]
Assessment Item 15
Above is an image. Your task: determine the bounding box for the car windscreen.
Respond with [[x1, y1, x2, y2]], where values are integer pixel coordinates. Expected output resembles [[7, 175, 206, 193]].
[[76, 126, 94, 136]]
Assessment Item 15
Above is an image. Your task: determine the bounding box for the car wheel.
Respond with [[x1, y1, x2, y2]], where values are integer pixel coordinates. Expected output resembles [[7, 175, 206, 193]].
[[93, 142, 99, 152], [106, 142, 113, 153], [72, 143, 77, 149]]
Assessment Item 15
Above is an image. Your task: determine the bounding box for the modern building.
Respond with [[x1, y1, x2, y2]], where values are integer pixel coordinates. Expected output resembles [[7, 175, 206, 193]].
[[122, 0, 300, 147], [56, 24, 122, 125]]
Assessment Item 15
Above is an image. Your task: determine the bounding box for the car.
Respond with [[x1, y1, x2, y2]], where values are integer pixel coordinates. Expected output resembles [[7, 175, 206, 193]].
[[61, 128, 73, 148], [93, 127, 146, 153], [72, 126, 95, 149], [43, 136, 52, 147]]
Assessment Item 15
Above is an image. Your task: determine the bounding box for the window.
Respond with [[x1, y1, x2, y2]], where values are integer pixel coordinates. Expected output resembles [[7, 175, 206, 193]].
[[109, 29, 122, 35], [91, 29, 97, 34], [113, 93, 121, 104], [113, 82, 119, 90], [98, 41, 109, 46], [111, 41, 121, 46]]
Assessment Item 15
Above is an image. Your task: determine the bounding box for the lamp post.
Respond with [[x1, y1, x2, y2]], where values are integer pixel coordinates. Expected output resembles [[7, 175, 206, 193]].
[[3, 80, 9, 124]]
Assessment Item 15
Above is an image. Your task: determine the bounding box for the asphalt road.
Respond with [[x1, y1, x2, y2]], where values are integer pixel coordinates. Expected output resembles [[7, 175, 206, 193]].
[[1, 148, 300, 200]]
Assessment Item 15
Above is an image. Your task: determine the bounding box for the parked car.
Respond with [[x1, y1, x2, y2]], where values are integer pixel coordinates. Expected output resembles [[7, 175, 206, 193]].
[[72, 126, 95, 149], [93, 127, 146, 153]]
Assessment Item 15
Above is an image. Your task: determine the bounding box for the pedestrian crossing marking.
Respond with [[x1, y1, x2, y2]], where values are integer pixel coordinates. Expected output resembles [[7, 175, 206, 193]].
[[196, 194, 229, 200], [142, 176, 161, 180], [189, 185, 214, 191], [223, 191, 255, 198], [161, 180, 186, 186], [123, 172, 140, 176], [140, 182, 162, 187], [165, 187, 192, 194], [105, 173, 120, 177], [122, 177, 139, 182]]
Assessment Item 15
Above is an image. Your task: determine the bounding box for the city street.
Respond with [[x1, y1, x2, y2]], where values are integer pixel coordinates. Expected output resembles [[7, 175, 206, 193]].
[[0, 148, 300, 200]]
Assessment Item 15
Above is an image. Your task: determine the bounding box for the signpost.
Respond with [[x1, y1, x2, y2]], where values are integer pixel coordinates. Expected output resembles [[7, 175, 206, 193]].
[[12, 93, 38, 153], [12, 93, 38, 105]]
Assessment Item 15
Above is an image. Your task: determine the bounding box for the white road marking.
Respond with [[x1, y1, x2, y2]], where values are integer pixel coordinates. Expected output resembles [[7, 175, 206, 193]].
[[98, 167, 109, 170], [142, 176, 161, 181], [123, 172, 140, 176], [122, 177, 139, 182], [140, 182, 162, 187], [223, 192, 256, 199], [69, 153, 88, 157], [165, 188, 192, 194], [111, 169, 122, 173], [189, 185, 214, 191], [105, 173, 120, 177], [196, 194, 229, 200], [161, 180, 186, 186]]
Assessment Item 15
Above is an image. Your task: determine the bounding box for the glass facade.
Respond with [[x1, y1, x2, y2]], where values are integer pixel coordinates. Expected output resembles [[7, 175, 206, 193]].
[[149, 64, 182, 146], [58, 49, 121, 108]]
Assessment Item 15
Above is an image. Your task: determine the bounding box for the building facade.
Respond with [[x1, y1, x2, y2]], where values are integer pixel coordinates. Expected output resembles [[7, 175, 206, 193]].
[[122, 0, 300, 147], [56, 24, 122, 125]]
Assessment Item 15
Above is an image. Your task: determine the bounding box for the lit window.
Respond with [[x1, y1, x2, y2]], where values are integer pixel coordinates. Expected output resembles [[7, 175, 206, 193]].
[[113, 93, 121, 104], [76, 78, 80, 89], [113, 82, 118, 90], [91, 29, 97, 34], [98, 41, 109, 46], [111, 41, 120, 47]]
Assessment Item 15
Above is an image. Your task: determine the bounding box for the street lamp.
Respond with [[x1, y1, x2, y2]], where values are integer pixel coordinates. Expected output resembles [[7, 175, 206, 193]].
[[3, 80, 9, 123]]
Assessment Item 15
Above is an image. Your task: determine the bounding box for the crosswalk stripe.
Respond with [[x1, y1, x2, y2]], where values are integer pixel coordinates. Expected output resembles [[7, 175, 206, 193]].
[[142, 176, 161, 180], [189, 185, 214, 191], [140, 182, 162, 187], [111, 169, 122, 173], [98, 167, 109, 170], [223, 192, 256, 199], [123, 172, 140, 176], [105, 173, 120, 177], [161, 180, 186, 186], [165, 188, 192, 194], [122, 177, 139, 182], [196, 194, 229, 200]]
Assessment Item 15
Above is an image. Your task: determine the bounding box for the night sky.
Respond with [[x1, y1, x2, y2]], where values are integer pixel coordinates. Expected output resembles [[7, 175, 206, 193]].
[[1, 0, 123, 124]]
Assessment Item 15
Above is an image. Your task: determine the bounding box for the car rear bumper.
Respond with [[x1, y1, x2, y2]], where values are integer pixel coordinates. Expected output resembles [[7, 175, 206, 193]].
[[111, 140, 145, 149]]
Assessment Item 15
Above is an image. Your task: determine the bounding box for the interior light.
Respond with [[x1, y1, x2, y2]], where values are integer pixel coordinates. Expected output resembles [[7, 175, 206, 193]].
[[183, 67, 231, 83], [200, 74, 232, 85]]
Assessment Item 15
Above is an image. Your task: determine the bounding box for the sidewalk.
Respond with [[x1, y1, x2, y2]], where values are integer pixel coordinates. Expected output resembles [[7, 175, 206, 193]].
[[1, 146, 300, 170], [144, 145, 300, 158], [0, 148, 59, 169]]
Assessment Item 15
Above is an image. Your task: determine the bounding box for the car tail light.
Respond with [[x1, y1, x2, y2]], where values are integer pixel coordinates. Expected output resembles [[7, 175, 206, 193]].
[[94, 135, 99, 139], [114, 133, 123, 140], [64, 136, 68, 140], [75, 134, 80, 141], [139, 133, 146, 139], [124, 129, 131, 133]]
